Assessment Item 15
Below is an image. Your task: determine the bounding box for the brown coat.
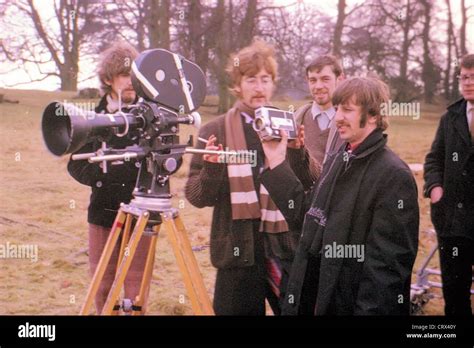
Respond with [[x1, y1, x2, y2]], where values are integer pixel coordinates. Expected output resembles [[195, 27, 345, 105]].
[[185, 114, 320, 269]]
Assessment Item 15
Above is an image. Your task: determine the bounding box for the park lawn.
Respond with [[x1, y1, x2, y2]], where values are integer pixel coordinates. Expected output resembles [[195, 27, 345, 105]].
[[0, 88, 447, 315]]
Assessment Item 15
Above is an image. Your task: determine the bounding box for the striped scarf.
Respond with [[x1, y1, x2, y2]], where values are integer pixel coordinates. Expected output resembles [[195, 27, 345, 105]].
[[224, 101, 289, 233]]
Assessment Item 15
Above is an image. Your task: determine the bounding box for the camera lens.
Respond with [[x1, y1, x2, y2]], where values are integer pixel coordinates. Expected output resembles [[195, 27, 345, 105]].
[[253, 117, 265, 131]]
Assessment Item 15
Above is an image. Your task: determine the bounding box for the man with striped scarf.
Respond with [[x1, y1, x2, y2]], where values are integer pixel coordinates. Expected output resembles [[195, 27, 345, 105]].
[[185, 40, 320, 315]]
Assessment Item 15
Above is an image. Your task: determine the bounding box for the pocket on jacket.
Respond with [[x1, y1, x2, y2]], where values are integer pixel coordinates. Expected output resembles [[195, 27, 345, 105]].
[[210, 220, 254, 269]]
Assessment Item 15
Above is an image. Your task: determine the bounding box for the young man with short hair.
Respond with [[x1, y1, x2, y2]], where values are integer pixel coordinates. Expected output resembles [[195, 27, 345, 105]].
[[424, 53, 474, 316], [260, 77, 419, 315], [294, 55, 345, 164]]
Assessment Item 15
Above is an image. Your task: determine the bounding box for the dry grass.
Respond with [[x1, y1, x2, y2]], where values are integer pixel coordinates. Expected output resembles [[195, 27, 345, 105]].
[[0, 89, 452, 315]]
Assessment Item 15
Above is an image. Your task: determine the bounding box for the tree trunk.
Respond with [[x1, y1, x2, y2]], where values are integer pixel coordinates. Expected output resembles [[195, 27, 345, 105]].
[[399, 0, 411, 81], [444, 0, 453, 100], [460, 0, 467, 55], [216, 0, 230, 114], [147, 0, 170, 49], [421, 0, 437, 103], [238, 0, 257, 48], [332, 0, 346, 57]]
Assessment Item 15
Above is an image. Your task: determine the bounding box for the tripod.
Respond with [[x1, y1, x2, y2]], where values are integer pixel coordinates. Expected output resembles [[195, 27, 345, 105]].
[[80, 196, 214, 315], [78, 139, 215, 315], [75, 135, 248, 315]]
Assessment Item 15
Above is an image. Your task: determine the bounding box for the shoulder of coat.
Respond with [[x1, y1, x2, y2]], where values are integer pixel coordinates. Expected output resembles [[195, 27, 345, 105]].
[[294, 102, 313, 123]]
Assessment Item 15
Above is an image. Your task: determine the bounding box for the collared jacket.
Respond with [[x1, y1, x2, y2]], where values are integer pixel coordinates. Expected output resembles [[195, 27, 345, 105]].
[[67, 95, 139, 228], [261, 129, 419, 315], [424, 98, 474, 240]]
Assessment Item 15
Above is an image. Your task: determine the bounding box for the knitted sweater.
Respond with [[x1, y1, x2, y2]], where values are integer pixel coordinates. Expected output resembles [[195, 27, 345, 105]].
[[185, 113, 321, 269], [295, 103, 330, 165]]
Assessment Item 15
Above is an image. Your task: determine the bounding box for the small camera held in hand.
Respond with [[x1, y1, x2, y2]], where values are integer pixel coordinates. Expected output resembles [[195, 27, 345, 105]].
[[252, 107, 297, 141]]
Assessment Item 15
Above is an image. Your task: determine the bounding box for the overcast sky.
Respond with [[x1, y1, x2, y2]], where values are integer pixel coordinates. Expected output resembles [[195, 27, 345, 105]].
[[1, 0, 472, 91]]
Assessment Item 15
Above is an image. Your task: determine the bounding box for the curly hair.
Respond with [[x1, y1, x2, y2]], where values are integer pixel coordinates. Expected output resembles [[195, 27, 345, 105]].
[[97, 41, 138, 95], [226, 39, 278, 97]]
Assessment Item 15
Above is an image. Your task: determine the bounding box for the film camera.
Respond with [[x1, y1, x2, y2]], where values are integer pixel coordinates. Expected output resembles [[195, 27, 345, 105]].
[[41, 48, 207, 212], [41, 49, 229, 315], [252, 106, 297, 141]]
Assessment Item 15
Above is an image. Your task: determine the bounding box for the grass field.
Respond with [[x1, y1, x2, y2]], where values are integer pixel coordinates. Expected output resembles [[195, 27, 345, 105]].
[[0, 88, 455, 315]]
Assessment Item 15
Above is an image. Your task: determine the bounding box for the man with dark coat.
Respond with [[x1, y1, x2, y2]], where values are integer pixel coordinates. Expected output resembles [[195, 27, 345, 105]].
[[424, 53, 474, 316], [260, 77, 419, 315], [67, 42, 150, 314]]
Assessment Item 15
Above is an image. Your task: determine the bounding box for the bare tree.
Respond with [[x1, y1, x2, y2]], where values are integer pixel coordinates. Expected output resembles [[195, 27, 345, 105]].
[[420, 0, 441, 103], [443, 0, 454, 100], [1, 0, 103, 91], [460, 0, 468, 56], [332, 0, 346, 57]]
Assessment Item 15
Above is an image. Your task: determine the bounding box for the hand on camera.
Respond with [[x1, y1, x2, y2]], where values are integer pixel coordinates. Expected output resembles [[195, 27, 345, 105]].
[[261, 130, 288, 169], [287, 125, 305, 149]]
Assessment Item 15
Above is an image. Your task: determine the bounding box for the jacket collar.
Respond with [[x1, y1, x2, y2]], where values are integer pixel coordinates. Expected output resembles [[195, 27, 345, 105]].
[[95, 94, 108, 113], [447, 98, 470, 146], [351, 129, 387, 159], [95, 94, 139, 113], [447, 98, 467, 114]]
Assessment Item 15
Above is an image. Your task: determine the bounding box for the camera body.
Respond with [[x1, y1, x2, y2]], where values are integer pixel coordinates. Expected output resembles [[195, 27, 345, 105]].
[[41, 48, 206, 200], [252, 107, 297, 141]]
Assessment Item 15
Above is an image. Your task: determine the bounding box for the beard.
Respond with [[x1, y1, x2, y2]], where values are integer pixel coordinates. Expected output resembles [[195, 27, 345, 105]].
[[313, 90, 330, 106], [121, 90, 136, 103]]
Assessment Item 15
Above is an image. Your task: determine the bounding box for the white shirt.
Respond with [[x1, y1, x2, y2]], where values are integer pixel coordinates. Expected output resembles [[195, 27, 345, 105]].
[[311, 102, 336, 131], [241, 112, 253, 124], [467, 101, 473, 128], [106, 94, 132, 113]]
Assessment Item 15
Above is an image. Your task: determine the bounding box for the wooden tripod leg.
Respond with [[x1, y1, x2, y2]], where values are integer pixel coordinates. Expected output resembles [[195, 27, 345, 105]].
[[80, 210, 127, 315], [132, 225, 160, 316], [173, 216, 213, 313], [162, 212, 214, 315], [101, 211, 149, 315], [111, 213, 133, 315]]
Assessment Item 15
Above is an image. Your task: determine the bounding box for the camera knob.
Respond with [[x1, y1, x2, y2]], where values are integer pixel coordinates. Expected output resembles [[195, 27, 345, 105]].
[[163, 158, 178, 172]]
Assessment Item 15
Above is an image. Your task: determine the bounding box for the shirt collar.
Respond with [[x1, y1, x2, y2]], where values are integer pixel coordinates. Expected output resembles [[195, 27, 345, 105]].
[[467, 101, 474, 113], [311, 102, 336, 120], [467, 101, 474, 124], [106, 94, 132, 113], [241, 112, 254, 124]]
